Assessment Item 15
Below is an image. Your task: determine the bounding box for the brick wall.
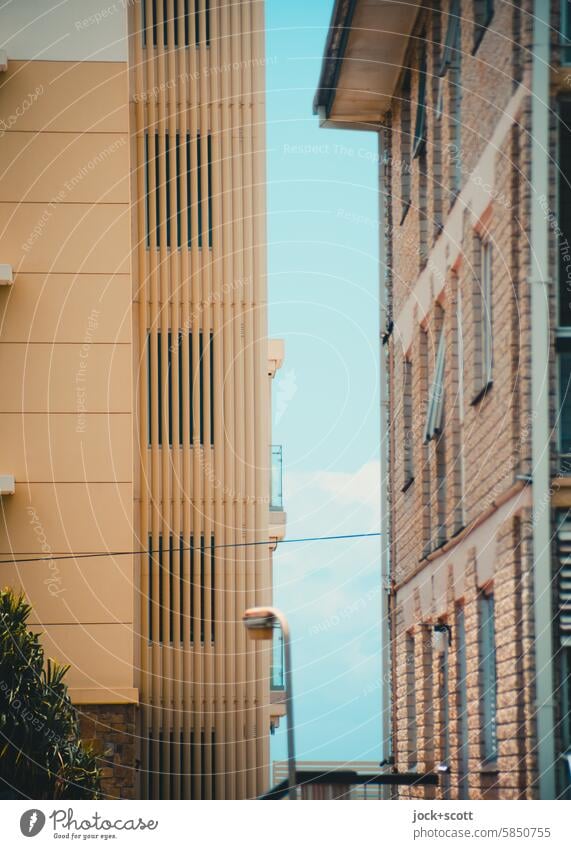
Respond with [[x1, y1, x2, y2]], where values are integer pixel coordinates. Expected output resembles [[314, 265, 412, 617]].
[[384, 0, 543, 799], [78, 704, 138, 799]]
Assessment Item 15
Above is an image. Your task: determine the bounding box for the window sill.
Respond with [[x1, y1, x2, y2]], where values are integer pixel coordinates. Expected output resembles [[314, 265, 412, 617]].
[[402, 476, 415, 494], [471, 380, 493, 406], [420, 537, 447, 560], [479, 760, 498, 774]]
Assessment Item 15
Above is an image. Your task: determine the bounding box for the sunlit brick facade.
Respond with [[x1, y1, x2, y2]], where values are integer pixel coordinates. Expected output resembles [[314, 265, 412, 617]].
[[316, 0, 571, 799]]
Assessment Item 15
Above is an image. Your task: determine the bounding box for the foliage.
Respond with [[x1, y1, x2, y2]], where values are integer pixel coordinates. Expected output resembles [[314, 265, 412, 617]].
[[0, 589, 101, 799]]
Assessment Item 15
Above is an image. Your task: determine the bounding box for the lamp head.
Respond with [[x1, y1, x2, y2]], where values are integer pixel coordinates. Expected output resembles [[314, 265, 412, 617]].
[[243, 607, 276, 641]]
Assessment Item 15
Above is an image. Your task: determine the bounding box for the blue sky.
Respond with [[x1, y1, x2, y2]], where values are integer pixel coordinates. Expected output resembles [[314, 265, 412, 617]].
[[265, 0, 383, 766]]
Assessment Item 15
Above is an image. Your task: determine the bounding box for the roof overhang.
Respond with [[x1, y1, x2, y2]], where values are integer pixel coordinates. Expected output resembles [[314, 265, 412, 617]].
[[313, 0, 421, 130]]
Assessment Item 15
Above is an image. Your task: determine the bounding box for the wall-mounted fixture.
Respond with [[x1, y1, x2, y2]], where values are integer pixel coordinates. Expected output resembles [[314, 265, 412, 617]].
[[0, 51, 7, 73], [0, 264, 13, 285], [0, 475, 15, 496], [433, 623, 452, 654]]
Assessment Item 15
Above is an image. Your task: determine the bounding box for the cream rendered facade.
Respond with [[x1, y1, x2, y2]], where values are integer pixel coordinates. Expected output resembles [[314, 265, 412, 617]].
[[0, 0, 281, 800]]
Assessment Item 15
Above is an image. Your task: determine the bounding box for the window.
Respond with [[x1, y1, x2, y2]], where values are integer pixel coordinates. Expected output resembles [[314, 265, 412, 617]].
[[472, 235, 493, 398], [403, 359, 414, 488], [440, 0, 462, 201], [473, 0, 494, 51], [424, 322, 447, 551], [416, 37, 429, 264], [424, 327, 445, 443], [435, 425, 447, 546], [420, 331, 432, 556], [413, 38, 427, 159], [142, 0, 211, 47], [453, 281, 466, 530], [478, 592, 498, 763], [439, 0, 461, 76], [145, 132, 213, 249], [400, 70, 412, 222], [439, 629, 450, 798], [422, 626, 435, 765], [431, 5, 444, 236], [456, 605, 469, 798], [405, 633, 418, 767]]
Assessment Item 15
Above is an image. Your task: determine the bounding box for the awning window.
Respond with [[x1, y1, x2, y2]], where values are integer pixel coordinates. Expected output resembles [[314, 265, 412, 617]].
[[424, 328, 446, 443]]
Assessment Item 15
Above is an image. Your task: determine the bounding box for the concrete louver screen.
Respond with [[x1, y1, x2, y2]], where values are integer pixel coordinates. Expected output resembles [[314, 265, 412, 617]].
[[146, 330, 214, 446], [143, 0, 211, 48], [132, 0, 271, 800], [144, 132, 212, 248], [147, 534, 215, 645]]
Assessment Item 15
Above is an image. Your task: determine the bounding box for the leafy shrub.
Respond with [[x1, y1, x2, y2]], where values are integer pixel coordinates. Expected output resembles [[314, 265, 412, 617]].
[[0, 589, 101, 799]]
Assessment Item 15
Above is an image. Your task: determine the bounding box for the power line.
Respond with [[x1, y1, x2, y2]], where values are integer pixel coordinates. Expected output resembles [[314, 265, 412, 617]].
[[0, 532, 382, 566]]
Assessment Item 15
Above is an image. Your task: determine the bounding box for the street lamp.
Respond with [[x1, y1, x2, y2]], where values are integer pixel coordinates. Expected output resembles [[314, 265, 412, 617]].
[[243, 606, 296, 799]]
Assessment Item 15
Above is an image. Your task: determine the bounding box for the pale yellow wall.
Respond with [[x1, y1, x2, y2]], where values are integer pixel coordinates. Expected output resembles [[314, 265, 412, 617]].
[[0, 57, 134, 701]]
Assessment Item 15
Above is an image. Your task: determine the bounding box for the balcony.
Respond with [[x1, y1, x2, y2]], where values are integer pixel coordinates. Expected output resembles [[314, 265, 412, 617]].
[[269, 627, 286, 732], [271, 629, 285, 690], [271, 445, 283, 511], [269, 445, 286, 542], [262, 765, 438, 800]]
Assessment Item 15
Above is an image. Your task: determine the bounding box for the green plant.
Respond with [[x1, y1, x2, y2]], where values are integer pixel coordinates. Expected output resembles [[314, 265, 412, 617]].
[[0, 589, 101, 799]]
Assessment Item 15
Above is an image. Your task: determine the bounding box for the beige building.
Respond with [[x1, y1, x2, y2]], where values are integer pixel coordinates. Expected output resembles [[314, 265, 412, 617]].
[[0, 0, 284, 800], [316, 0, 571, 799]]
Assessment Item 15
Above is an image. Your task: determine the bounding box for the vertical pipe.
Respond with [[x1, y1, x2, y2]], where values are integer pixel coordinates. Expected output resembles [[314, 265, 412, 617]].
[[378, 130, 392, 790], [530, 0, 556, 800]]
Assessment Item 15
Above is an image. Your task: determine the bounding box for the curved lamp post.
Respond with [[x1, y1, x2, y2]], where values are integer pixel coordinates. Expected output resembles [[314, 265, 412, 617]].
[[242, 606, 296, 799]]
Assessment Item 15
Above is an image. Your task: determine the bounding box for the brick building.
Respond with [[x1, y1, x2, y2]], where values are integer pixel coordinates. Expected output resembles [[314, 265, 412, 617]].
[[315, 0, 571, 798]]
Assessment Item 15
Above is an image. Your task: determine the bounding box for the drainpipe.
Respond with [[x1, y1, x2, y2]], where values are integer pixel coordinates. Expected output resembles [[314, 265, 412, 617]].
[[530, 0, 556, 799], [378, 128, 392, 783]]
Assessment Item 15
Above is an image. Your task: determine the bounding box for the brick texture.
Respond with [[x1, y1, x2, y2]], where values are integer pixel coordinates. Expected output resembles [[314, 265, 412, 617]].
[[78, 704, 138, 800], [383, 0, 555, 799]]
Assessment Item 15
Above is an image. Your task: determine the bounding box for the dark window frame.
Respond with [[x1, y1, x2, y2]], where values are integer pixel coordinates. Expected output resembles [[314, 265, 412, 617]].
[[473, 0, 495, 54], [413, 37, 428, 160]]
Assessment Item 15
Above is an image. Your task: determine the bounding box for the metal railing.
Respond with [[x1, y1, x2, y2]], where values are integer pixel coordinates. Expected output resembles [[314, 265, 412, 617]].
[[271, 628, 285, 690], [259, 769, 438, 800], [271, 444, 283, 511]]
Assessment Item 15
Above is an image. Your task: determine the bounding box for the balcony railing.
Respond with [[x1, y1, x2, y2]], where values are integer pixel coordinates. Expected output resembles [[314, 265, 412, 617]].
[[271, 628, 285, 690], [271, 444, 283, 511], [259, 769, 439, 800]]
